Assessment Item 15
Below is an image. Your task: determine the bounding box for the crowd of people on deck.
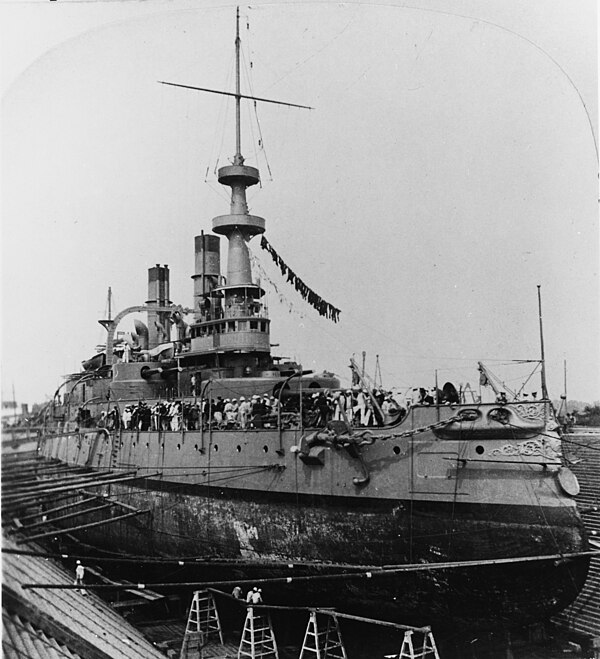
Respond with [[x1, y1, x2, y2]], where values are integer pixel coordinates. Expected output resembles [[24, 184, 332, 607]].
[[299, 388, 407, 428], [73, 386, 413, 432], [72, 379, 559, 434], [72, 381, 493, 432], [76, 396, 283, 431]]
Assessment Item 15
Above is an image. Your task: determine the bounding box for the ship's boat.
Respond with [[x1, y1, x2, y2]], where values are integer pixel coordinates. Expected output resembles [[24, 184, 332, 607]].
[[39, 10, 589, 631]]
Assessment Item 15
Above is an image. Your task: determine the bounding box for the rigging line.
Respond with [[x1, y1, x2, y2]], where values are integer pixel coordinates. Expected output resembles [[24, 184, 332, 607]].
[[263, 10, 358, 94], [392, 1, 598, 163], [272, 0, 597, 163], [205, 179, 232, 204], [152, 467, 281, 509], [296, 298, 495, 386], [241, 46, 273, 181], [202, 466, 283, 485], [287, 294, 349, 349], [156, 468, 279, 488], [216, 58, 235, 167], [341, 307, 539, 365], [562, 438, 600, 453], [251, 250, 345, 349], [152, 464, 283, 471], [22, 550, 599, 592], [68, 519, 236, 556], [514, 363, 541, 398], [149, 522, 283, 554], [508, 360, 543, 364], [7, 503, 573, 550], [501, 373, 542, 387], [408, 433, 414, 563], [161, 565, 188, 582], [533, 453, 588, 518], [509, 426, 568, 562], [560, 440, 586, 466], [210, 53, 235, 179], [503, 422, 578, 447], [253, 97, 273, 180], [448, 428, 471, 555], [0, 545, 478, 569], [514, 441, 583, 594], [341, 309, 436, 361], [239, 48, 258, 163]]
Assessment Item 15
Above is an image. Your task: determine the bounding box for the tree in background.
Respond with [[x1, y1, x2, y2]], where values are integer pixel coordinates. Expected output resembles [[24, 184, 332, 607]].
[[577, 403, 600, 427]]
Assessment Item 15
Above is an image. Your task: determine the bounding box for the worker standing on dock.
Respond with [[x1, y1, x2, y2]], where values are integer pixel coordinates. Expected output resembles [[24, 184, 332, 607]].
[[74, 560, 86, 594], [232, 585, 243, 599]]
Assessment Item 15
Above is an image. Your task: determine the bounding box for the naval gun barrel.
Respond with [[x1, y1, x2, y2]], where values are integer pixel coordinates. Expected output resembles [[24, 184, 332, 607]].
[[140, 366, 183, 380]]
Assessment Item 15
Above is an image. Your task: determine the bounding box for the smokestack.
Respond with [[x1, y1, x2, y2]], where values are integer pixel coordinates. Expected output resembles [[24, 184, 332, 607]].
[[192, 234, 221, 320], [147, 264, 170, 306], [146, 264, 171, 349]]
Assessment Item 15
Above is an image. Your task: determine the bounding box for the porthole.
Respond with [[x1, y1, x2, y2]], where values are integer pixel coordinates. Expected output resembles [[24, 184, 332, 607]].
[[213, 444, 219, 452], [263, 445, 269, 453], [236, 445, 242, 453], [475, 445, 484, 455], [393, 446, 401, 455]]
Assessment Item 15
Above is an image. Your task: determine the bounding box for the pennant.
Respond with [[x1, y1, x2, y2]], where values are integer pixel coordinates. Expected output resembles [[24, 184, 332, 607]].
[[259, 236, 341, 322]]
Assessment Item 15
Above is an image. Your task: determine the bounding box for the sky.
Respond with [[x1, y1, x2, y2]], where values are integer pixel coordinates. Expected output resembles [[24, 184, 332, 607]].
[[1, 0, 598, 405]]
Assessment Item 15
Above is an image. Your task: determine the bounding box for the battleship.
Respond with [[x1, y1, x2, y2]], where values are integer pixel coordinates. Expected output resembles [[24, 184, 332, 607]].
[[36, 9, 589, 631]]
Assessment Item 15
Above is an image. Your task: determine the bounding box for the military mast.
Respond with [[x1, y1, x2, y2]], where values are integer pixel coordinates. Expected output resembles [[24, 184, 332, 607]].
[[183, 8, 267, 376], [160, 8, 311, 377]]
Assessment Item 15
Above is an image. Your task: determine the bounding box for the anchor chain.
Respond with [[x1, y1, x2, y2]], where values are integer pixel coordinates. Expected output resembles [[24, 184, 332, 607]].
[[371, 414, 464, 441], [295, 414, 464, 487], [298, 414, 464, 453]]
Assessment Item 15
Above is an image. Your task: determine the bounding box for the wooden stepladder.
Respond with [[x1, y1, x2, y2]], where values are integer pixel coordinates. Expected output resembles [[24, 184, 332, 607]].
[[180, 590, 224, 658], [398, 630, 440, 659], [238, 606, 279, 659], [299, 611, 347, 659]]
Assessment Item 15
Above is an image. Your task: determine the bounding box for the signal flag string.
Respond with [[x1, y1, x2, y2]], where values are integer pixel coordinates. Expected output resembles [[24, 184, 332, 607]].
[[249, 250, 307, 319], [259, 235, 341, 322]]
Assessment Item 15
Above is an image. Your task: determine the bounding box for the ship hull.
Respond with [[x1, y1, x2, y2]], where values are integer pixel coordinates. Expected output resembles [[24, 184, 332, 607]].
[[72, 478, 588, 630]]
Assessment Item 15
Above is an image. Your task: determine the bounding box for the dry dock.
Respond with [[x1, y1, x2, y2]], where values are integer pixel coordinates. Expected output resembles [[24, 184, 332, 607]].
[[2, 531, 166, 658], [555, 428, 600, 638]]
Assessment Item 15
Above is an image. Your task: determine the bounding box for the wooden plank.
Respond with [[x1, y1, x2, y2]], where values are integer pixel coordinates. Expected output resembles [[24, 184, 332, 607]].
[[9, 503, 113, 535], [17, 508, 150, 543], [86, 566, 164, 601], [2, 472, 158, 510]]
